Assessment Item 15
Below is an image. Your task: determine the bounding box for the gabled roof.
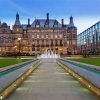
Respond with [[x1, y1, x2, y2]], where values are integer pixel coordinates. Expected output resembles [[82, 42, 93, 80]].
[[31, 19, 62, 28]]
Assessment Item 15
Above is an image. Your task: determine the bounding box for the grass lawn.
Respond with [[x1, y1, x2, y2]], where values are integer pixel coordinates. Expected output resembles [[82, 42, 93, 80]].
[[0, 58, 32, 68], [69, 58, 100, 66]]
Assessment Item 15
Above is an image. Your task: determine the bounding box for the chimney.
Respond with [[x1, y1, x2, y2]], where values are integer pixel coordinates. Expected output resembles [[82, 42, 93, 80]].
[[62, 19, 64, 27], [47, 13, 49, 20], [28, 18, 30, 25]]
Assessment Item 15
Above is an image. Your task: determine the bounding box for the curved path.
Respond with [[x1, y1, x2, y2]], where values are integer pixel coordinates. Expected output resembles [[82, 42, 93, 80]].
[[7, 62, 99, 100]]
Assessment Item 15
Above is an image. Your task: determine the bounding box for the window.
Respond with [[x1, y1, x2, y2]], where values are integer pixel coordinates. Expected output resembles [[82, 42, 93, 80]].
[[37, 35, 39, 38], [17, 28, 19, 32], [32, 47, 35, 51], [55, 35, 57, 38], [51, 40, 53, 46], [59, 35, 62, 38], [0, 39, 4, 43], [55, 40, 58, 46], [24, 31, 26, 33], [46, 35, 48, 38], [51, 35, 53, 38], [60, 40, 63, 46], [41, 35, 44, 38], [36, 25, 40, 28], [32, 35, 34, 38]]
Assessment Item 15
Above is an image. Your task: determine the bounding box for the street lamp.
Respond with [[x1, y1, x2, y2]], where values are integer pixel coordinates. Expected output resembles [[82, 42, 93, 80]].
[[18, 37, 21, 58], [84, 41, 86, 57]]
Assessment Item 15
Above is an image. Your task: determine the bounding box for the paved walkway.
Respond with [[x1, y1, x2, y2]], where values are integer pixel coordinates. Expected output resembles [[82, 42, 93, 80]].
[[7, 63, 99, 100]]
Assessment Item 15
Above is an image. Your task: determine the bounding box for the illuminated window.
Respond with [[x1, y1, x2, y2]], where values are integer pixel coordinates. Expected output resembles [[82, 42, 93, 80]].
[[67, 41, 69, 45], [17, 28, 19, 32], [55, 35, 57, 38], [46, 35, 48, 38], [72, 41, 76, 45], [32, 35, 34, 38], [37, 35, 39, 38], [41, 35, 44, 38], [51, 35, 53, 38], [59, 35, 62, 38], [45, 25, 49, 28], [24, 31, 26, 33], [36, 25, 39, 28]]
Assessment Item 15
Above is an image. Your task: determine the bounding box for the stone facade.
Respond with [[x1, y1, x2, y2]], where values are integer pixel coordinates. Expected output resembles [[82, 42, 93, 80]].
[[0, 13, 77, 55]]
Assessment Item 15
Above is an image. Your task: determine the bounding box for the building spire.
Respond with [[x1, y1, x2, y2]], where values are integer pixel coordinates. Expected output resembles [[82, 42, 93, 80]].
[[46, 13, 49, 20], [16, 12, 19, 20], [69, 16, 74, 26], [14, 12, 21, 26]]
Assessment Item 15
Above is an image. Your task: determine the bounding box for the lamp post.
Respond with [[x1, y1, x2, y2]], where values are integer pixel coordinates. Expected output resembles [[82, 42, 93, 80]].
[[18, 37, 21, 58], [80, 45, 82, 55], [84, 41, 86, 57]]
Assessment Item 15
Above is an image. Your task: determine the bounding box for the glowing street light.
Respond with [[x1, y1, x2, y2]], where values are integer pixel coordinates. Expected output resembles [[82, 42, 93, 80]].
[[0, 95, 3, 100], [18, 37, 21, 41]]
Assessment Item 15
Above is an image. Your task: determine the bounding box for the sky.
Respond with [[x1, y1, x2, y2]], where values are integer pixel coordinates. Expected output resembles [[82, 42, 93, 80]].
[[0, 0, 100, 34]]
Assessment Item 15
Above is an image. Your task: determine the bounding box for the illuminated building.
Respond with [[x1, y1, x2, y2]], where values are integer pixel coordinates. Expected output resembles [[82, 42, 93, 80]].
[[0, 13, 77, 55]]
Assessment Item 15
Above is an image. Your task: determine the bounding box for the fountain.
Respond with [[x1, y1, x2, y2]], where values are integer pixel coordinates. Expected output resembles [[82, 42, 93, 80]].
[[37, 48, 60, 62]]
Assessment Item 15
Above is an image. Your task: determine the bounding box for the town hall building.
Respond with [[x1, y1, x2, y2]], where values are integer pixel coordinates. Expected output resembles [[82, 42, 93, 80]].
[[0, 13, 77, 55]]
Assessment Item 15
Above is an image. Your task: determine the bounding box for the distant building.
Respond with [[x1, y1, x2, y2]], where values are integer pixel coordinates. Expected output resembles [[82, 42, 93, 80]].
[[0, 13, 77, 55], [0, 21, 13, 52], [77, 21, 100, 54]]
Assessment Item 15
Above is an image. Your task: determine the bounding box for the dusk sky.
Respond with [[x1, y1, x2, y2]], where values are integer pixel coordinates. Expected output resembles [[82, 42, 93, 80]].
[[0, 0, 100, 34]]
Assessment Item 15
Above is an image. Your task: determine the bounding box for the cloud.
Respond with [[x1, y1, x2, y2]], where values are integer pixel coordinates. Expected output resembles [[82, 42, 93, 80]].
[[8, 0, 32, 17]]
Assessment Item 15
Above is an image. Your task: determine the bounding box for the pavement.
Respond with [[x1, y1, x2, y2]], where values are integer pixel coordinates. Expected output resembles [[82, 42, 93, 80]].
[[7, 62, 99, 100]]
